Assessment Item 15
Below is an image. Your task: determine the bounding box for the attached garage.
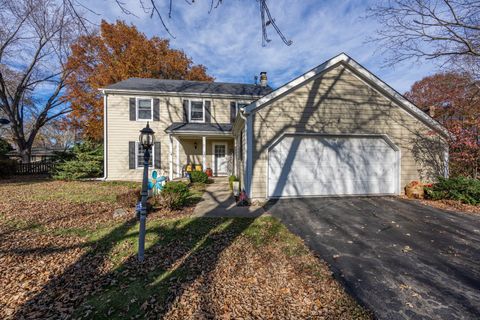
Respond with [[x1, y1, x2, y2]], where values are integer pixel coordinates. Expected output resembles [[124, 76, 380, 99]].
[[235, 53, 449, 200], [267, 134, 399, 198]]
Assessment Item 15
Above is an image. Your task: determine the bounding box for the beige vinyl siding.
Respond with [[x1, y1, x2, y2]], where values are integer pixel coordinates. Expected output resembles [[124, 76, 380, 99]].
[[232, 117, 246, 188], [106, 94, 245, 180], [249, 64, 448, 199]]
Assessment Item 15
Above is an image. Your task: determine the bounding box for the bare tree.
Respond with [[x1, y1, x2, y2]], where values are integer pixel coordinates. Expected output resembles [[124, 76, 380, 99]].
[[68, 0, 292, 46], [0, 0, 84, 162], [368, 0, 480, 73]]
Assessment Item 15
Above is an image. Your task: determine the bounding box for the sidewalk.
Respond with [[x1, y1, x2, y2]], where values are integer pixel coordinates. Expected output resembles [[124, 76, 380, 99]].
[[193, 177, 265, 217]]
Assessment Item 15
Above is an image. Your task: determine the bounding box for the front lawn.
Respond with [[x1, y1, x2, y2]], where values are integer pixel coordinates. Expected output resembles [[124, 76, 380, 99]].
[[0, 179, 370, 319]]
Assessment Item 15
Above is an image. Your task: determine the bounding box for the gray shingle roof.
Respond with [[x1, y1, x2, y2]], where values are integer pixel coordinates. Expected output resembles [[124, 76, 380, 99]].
[[104, 78, 273, 97], [165, 122, 232, 133]]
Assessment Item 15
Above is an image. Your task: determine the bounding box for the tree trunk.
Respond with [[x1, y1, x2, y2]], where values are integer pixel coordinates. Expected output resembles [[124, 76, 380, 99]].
[[19, 147, 31, 163]]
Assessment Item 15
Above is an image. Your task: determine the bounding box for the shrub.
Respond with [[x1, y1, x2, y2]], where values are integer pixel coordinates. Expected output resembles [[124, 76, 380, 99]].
[[0, 159, 17, 178], [53, 141, 103, 180], [116, 188, 141, 208], [229, 175, 239, 191], [424, 177, 480, 205], [0, 138, 13, 158], [159, 181, 190, 209], [190, 170, 208, 183]]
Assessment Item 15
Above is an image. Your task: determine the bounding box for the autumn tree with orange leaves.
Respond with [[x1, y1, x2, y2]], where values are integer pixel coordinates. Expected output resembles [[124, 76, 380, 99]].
[[405, 72, 480, 178], [65, 20, 213, 140]]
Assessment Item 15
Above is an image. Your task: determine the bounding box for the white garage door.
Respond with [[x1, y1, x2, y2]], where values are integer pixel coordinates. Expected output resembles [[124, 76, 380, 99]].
[[268, 135, 399, 198]]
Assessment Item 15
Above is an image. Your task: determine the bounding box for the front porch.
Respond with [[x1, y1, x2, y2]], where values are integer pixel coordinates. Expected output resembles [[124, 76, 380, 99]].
[[166, 122, 236, 179]]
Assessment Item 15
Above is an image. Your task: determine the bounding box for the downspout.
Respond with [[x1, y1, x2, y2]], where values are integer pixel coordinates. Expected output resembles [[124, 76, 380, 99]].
[[239, 108, 252, 198], [102, 90, 108, 180]]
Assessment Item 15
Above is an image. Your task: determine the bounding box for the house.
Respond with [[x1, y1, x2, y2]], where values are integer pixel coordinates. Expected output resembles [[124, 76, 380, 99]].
[[102, 53, 449, 200], [6, 146, 66, 163]]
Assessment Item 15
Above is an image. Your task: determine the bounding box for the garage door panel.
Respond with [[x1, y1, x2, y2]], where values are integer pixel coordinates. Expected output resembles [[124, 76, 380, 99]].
[[268, 135, 398, 197]]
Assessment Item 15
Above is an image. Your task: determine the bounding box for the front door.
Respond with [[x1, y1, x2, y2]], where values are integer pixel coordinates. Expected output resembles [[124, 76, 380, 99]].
[[213, 143, 228, 176]]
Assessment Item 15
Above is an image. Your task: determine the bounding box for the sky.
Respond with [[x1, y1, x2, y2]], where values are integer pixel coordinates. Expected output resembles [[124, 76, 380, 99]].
[[82, 0, 440, 93]]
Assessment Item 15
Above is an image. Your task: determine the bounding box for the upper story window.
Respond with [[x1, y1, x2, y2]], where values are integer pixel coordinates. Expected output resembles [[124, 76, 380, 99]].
[[137, 98, 153, 121], [189, 100, 205, 123]]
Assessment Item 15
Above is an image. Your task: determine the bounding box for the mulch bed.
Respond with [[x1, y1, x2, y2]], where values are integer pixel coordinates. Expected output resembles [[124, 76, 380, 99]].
[[416, 199, 480, 215]]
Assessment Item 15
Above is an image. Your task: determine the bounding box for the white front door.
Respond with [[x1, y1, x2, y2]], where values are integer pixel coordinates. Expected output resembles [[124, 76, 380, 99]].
[[268, 135, 399, 198], [213, 143, 228, 176]]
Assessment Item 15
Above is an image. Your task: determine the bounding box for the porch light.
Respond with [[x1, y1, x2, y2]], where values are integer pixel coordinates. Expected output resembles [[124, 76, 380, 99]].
[[194, 141, 197, 149], [137, 122, 155, 263], [139, 122, 155, 149]]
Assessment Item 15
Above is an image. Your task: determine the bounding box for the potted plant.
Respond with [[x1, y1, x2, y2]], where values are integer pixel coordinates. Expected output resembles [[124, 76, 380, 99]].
[[205, 167, 213, 177]]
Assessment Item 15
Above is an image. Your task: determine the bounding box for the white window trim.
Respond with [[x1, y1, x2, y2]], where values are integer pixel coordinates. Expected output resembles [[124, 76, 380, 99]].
[[135, 141, 155, 168], [188, 99, 207, 123], [136, 97, 153, 121]]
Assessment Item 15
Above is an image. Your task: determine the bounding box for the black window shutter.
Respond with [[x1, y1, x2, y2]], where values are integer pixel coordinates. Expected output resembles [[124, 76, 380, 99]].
[[153, 99, 160, 121], [129, 98, 136, 121], [183, 99, 189, 123], [205, 100, 211, 123], [128, 141, 136, 169], [154, 142, 161, 169], [230, 101, 237, 123]]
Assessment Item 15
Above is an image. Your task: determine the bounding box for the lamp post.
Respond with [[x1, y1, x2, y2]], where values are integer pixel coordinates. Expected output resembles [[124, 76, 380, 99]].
[[138, 122, 155, 262]]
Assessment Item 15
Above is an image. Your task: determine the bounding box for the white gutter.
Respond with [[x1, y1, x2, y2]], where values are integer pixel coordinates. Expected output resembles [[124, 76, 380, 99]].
[[99, 88, 265, 100]]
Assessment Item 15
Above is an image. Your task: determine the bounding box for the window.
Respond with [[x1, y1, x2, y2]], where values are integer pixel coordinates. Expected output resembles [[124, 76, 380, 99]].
[[189, 100, 205, 122], [137, 98, 153, 120], [136, 143, 154, 168]]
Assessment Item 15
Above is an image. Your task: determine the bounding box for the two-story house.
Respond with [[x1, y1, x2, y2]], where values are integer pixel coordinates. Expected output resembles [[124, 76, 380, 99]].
[[102, 53, 449, 200], [102, 76, 272, 182]]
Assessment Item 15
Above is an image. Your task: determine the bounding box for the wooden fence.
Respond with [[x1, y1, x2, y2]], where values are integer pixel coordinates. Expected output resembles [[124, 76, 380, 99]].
[[15, 162, 56, 175]]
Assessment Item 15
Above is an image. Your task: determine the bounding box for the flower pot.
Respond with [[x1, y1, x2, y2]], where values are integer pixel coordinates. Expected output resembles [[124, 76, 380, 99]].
[[205, 168, 213, 177]]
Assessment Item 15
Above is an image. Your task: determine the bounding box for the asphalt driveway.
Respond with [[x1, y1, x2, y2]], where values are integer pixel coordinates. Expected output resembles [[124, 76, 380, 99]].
[[265, 197, 480, 320]]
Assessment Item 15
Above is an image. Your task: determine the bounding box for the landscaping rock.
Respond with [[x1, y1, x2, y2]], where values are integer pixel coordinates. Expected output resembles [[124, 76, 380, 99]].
[[113, 208, 128, 218]]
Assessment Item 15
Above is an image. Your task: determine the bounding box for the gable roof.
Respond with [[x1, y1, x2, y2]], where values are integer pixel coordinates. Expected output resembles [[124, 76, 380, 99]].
[[103, 78, 273, 97], [243, 53, 449, 138]]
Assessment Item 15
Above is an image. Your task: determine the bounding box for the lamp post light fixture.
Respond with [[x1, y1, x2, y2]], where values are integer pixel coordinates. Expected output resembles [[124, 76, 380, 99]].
[[138, 122, 155, 262]]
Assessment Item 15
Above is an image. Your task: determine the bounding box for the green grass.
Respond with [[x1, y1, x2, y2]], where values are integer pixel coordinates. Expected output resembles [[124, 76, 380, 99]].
[[1, 180, 141, 204], [73, 216, 303, 319]]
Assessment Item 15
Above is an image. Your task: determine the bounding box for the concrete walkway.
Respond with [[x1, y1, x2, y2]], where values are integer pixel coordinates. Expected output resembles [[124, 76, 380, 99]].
[[193, 177, 264, 217]]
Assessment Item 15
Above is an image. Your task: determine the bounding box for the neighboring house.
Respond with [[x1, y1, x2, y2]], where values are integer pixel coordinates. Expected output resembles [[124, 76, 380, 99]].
[[7, 146, 65, 163], [102, 53, 449, 200]]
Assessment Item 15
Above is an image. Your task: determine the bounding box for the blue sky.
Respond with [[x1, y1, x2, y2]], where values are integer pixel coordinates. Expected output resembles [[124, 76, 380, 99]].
[[84, 0, 440, 93]]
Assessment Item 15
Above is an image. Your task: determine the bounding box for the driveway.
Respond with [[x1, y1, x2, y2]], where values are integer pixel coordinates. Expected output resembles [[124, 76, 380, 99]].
[[265, 197, 480, 320]]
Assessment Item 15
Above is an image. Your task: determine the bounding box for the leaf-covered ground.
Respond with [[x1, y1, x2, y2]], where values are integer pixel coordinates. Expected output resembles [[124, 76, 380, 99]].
[[0, 179, 370, 319]]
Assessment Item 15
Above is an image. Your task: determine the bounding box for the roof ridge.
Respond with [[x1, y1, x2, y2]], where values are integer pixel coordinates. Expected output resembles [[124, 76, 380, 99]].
[[125, 77, 265, 87]]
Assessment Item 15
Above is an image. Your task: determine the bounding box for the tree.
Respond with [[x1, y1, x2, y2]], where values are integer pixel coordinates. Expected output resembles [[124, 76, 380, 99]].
[[66, 0, 292, 47], [405, 72, 480, 178], [0, 137, 12, 157], [368, 0, 480, 75], [65, 20, 213, 140], [52, 140, 103, 180], [0, 0, 83, 162]]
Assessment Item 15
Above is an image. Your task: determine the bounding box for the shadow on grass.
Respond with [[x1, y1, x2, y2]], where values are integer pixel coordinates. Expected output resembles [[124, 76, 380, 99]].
[[13, 186, 261, 319]]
